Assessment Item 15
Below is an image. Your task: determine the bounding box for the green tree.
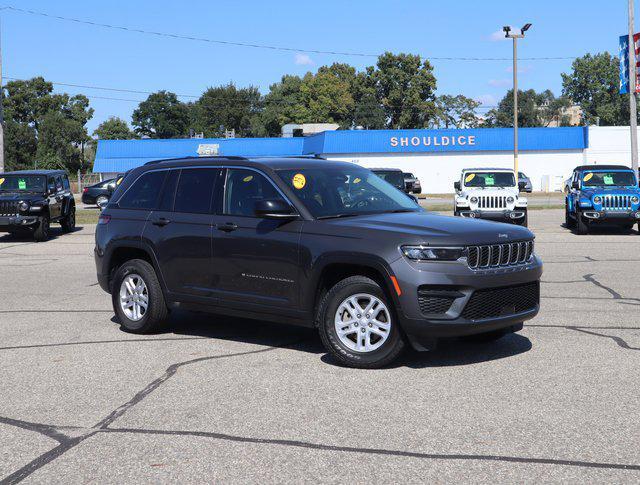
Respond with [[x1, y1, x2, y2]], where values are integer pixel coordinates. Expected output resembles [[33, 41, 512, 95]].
[[255, 75, 307, 137], [434, 95, 481, 128], [371, 52, 438, 129], [561, 52, 628, 126], [352, 71, 386, 129], [484, 89, 572, 127], [132, 91, 191, 138], [93, 117, 136, 140], [2, 77, 93, 172], [299, 69, 355, 127], [192, 83, 261, 137]]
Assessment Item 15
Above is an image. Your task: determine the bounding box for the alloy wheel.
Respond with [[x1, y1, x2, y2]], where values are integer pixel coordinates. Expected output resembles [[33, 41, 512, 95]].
[[119, 274, 149, 321], [334, 293, 391, 352]]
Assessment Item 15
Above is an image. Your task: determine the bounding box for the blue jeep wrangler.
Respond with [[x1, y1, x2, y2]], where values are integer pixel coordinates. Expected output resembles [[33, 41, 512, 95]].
[[565, 165, 640, 234]]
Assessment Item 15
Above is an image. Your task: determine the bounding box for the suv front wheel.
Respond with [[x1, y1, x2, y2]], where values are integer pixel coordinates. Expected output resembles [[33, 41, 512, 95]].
[[317, 276, 405, 368], [112, 259, 168, 333]]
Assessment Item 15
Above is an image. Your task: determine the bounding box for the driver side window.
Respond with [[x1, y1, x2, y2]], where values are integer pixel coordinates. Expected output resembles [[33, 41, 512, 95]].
[[224, 169, 285, 217]]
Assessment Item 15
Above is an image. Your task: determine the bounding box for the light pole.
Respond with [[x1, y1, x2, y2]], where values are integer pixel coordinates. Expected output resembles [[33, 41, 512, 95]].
[[628, 0, 638, 176], [503, 23, 532, 177]]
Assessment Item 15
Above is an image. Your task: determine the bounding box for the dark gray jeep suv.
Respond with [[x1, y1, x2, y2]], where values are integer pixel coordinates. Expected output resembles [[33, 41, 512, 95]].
[[95, 157, 542, 368]]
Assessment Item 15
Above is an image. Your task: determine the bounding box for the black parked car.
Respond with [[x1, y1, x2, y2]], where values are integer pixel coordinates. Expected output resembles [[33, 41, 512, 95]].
[[0, 170, 76, 241], [371, 168, 410, 193], [95, 157, 542, 368], [82, 178, 116, 207]]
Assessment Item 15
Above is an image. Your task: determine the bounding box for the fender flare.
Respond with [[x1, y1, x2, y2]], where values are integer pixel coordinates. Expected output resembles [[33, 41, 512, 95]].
[[104, 240, 168, 294]]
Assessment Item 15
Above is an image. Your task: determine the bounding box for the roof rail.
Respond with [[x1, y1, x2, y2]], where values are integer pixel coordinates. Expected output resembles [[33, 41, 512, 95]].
[[143, 156, 248, 166]]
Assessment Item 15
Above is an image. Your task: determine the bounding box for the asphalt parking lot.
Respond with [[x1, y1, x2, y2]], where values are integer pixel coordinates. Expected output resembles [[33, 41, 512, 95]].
[[1, 209, 639, 483]]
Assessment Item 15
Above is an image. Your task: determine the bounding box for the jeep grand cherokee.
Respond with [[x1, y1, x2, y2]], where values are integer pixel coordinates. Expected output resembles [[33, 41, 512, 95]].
[[95, 157, 542, 368]]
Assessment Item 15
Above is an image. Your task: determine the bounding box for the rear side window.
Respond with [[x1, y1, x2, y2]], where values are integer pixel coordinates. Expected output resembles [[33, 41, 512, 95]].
[[62, 176, 70, 190], [118, 171, 167, 210], [174, 168, 219, 214]]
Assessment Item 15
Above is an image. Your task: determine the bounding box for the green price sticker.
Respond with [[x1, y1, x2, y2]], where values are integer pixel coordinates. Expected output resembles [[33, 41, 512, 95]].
[[485, 176, 495, 186], [603, 175, 614, 185], [18, 179, 26, 190]]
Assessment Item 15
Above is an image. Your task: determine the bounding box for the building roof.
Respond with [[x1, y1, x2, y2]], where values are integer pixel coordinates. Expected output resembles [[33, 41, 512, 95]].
[[93, 127, 589, 173]]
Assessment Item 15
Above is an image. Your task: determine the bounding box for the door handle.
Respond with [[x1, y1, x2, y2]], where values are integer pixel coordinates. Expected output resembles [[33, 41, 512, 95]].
[[217, 222, 238, 232], [152, 217, 171, 227]]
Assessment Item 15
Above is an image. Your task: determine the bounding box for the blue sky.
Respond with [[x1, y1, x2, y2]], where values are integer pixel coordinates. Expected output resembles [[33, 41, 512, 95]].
[[1, 0, 630, 132]]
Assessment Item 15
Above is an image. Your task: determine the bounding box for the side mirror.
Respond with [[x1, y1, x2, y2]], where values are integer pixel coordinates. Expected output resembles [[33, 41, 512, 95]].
[[518, 181, 526, 191], [454, 181, 461, 191], [107, 182, 116, 193], [571, 181, 580, 190], [254, 199, 298, 219]]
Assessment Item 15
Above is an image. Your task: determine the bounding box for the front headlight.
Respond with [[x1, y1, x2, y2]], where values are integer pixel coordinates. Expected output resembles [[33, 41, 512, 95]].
[[631, 196, 639, 204], [470, 196, 478, 203], [402, 245, 465, 261], [18, 201, 29, 212], [593, 196, 602, 204], [507, 196, 515, 203]]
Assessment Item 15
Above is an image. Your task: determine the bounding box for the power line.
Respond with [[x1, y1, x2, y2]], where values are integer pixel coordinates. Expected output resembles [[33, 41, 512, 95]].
[[2, 5, 577, 61]]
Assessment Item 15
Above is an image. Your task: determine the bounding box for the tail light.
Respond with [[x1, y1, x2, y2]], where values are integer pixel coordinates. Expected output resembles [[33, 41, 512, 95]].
[[83, 188, 89, 193], [98, 214, 111, 225]]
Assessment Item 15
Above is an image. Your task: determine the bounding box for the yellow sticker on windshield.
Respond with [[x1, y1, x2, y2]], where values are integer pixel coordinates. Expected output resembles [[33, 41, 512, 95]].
[[242, 175, 254, 183], [0, 178, 4, 185], [353, 177, 362, 184], [116, 177, 123, 185], [465, 173, 476, 183], [292, 173, 306, 189], [583, 173, 593, 182]]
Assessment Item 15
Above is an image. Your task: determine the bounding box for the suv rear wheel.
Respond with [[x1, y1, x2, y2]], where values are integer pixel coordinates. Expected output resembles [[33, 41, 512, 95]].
[[317, 276, 405, 368], [112, 259, 167, 333], [61, 205, 76, 232]]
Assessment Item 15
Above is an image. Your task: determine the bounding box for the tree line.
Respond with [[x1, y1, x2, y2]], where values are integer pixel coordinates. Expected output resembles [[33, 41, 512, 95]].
[[1, 51, 634, 172]]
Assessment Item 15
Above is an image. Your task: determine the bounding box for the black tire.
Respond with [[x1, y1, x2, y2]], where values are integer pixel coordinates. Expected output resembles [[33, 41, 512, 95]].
[[519, 209, 528, 227], [317, 276, 405, 369], [565, 203, 576, 229], [576, 210, 589, 235], [60, 204, 76, 233], [33, 214, 50, 242], [112, 258, 168, 333]]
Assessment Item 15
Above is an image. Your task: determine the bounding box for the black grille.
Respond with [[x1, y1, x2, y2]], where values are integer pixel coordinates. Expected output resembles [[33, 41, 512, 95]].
[[418, 295, 455, 315], [461, 281, 539, 321], [467, 240, 534, 269], [0, 201, 19, 216]]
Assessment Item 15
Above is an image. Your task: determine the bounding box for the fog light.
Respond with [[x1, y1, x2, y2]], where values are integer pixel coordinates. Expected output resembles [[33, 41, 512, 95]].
[[469, 212, 476, 218], [635, 211, 640, 219], [593, 212, 600, 219]]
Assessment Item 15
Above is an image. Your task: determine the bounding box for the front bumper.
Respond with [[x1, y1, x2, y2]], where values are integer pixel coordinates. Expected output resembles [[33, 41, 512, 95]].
[[581, 210, 640, 223], [458, 209, 526, 222], [0, 215, 41, 231], [390, 254, 542, 350]]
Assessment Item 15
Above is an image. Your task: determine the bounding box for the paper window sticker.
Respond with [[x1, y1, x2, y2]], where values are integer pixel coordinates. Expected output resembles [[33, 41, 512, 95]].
[[292, 173, 306, 189], [465, 174, 476, 183], [485, 176, 495, 186], [242, 175, 254, 182], [18, 179, 26, 189], [583, 173, 593, 182], [603, 175, 614, 185]]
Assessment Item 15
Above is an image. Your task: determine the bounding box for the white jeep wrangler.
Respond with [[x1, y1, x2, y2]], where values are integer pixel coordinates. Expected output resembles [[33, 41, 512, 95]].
[[453, 168, 528, 226]]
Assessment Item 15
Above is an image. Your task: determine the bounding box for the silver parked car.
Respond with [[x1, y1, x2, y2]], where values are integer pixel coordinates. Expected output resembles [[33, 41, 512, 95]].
[[518, 172, 533, 193]]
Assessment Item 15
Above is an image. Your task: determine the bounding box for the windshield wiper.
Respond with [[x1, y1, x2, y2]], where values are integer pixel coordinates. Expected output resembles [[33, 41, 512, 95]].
[[316, 213, 364, 220]]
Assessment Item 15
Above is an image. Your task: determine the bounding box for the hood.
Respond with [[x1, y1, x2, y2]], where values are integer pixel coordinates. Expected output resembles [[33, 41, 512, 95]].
[[320, 211, 533, 246], [0, 192, 45, 202], [580, 186, 640, 196]]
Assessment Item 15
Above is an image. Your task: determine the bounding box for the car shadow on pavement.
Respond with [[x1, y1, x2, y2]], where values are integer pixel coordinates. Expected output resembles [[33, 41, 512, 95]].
[[560, 222, 640, 235], [113, 311, 532, 368]]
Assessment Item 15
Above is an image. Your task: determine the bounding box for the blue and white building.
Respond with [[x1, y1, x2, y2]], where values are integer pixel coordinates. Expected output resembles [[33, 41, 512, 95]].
[[93, 126, 634, 193]]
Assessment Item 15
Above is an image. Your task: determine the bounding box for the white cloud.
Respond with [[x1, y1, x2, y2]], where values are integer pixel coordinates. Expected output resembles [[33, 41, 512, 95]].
[[489, 29, 508, 41], [475, 94, 497, 106], [488, 79, 511, 87], [294, 53, 314, 65]]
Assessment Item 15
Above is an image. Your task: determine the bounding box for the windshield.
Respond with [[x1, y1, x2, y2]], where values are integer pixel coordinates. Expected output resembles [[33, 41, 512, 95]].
[[464, 172, 515, 188], [0, 175, 46, 192], [582, 171, 637, 187], [277, 167, 421, 219], [373, 170, 405, 190]]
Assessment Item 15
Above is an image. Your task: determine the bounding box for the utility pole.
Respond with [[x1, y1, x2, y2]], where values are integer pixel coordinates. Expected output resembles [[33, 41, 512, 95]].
[[0, 18, 4, 173], [628, 0, 639, 175], [503, 23, 532, 177]]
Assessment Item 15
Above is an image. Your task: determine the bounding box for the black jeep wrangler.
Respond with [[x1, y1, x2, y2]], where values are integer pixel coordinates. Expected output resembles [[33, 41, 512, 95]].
[[0, 170, 76, 241]]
